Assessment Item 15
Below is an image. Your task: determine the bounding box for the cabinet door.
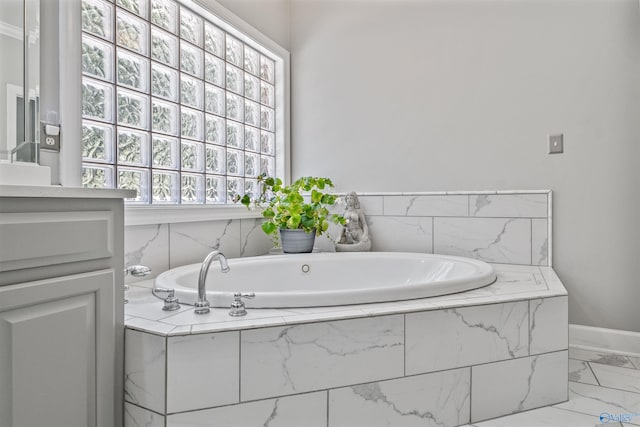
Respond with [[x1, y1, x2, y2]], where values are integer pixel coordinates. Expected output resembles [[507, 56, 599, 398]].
[[0, 270, 115, 427]]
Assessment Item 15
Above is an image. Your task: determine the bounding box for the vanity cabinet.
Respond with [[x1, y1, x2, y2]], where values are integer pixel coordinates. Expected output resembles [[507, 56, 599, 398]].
[[0, 186, 132, 427]]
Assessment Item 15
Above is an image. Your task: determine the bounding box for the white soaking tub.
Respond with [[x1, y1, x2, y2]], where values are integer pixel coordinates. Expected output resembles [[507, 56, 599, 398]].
[[154, 252, 496, 308]]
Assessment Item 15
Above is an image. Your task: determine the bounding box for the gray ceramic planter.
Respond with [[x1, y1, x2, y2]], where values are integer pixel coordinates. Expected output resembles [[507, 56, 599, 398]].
[[279, 229, 316, 253]]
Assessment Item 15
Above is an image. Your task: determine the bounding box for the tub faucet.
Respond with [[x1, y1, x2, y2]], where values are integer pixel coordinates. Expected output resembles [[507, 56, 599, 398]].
[[195, 250, 230, 314]]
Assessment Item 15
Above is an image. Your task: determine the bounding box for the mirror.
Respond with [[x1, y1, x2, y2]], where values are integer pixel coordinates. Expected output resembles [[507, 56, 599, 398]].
[[0, 0, 39, 163]]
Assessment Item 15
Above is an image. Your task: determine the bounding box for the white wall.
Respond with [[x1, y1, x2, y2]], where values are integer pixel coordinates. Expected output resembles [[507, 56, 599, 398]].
[[289, 0, 640, 332]]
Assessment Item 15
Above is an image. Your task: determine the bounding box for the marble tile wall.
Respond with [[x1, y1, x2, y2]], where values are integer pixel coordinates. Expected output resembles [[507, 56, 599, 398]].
[[124, 295, 568, 426], [124, 191, 552, 283]]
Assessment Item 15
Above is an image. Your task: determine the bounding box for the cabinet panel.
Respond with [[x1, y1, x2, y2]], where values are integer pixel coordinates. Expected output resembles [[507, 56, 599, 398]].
[[0, 270, 115, 427], [0, 211, 114, 272]]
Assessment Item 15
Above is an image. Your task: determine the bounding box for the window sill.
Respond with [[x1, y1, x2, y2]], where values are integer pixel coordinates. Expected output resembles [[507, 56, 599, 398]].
[[124, 204, 262, 226]]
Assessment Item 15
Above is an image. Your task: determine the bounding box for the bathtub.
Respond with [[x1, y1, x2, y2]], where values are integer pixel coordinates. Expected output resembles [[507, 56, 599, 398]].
[[154, 252, 496, 308]]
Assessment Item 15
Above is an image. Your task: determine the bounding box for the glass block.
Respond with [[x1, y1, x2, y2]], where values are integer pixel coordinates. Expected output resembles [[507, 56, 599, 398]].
[[180, 74, 204, 109], [260, 131, 274, 155], [116, 0, 147, 19], [119, 167, 149, 203], [260, 155, 275, 177], [151, 62, 179, 102], [151, 0, 178, 33], [152, 135, 179, 169], [82, 78, 113, 122], [260, 106, 274, 131], [82, 35, 114, 82], [244, 74, 260, 102], [261, 81, 275, 107], [225, 35, 243, 68], [205, 84, 225, 116], [116, 9, 149, 56], [180, 43, 203, 78], [181, 140, 204, 172], [245, 126, 259, 152], [117, 88, 149, 129], [244, 46, 259, 76], [226, 121, 243, 149], [244, 178, 259, 201], [152, 171, 179, 203], [260, 55, 275, 84], [225, 65, 243, 95], [117, 128, 149, 166], [244, 152, 259, 178], [244, 100, 259, 127], [204, 54, 225, 87], [82, 120, 114, 162], [180, 7, 203, 47], [151, 28, 178, 68], [182, 173, 204, 203], [152, 99, 179, 136], [226, 177, 243, 202], [206, 145, 225, 174], [82, 0, 113, 41], [82, 164, 114, 188], [117, 49, 149, 92], [181, 107, 203, 140], [206, 175, 226, 203], [226, 148, 244, 176], [204, 22, 224, 58], [205, 114, 225, 145], [226, 93, 244, 123]]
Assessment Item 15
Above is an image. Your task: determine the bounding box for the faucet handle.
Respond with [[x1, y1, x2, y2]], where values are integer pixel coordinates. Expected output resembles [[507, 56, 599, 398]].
[[229, 292, 255, 317], [154, 287, 181, 311]]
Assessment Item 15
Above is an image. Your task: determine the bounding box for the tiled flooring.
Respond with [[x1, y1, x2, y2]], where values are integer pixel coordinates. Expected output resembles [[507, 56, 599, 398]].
[[463, 347, 640, 427]]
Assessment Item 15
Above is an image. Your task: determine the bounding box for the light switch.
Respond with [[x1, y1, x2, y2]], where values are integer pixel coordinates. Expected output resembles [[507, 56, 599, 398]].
[[548, 134, 563, 154]]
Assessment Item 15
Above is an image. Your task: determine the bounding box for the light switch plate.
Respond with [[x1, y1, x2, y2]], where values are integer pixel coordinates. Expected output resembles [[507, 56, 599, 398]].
[[548, 134, 563, 154]]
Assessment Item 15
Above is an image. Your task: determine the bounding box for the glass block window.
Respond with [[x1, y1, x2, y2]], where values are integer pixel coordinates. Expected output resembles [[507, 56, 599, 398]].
[[81, 0, 279, 204]]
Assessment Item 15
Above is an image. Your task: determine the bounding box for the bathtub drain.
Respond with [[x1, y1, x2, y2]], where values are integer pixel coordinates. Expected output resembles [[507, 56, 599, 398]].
[[301, 264, 310, 273]]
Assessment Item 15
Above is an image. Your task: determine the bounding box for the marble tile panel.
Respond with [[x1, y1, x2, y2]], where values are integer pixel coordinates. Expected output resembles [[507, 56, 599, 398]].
[[569, 359, 599, 385], [240, 314, 404, 401], [239, 218, 273, 257], [383, 195, 468, 217], [124, 329, 166, 414], [433, 217, 531, 264], [329, 368, 471, 427], [470, 406, 606, 427], [160, 304, 290, 327], [532, 219, 549, 266], [589, 363, 640, 393], [568, 348, 636, 369], [555, 381, 640, 425], [124, 402, 165, 427], [166, 332, 239, 412], [167, 391, 327, 427], [126, 317, 178, 335], [169, 219, 241, 268], [125, 224, 170, 283], [356, 195, 384, 215], [471, 350, 568, 422], [529, 296, 568, 355], [367, 216, 433, 253], [470, 194, 548, 218], [406, 301, 529, 375]]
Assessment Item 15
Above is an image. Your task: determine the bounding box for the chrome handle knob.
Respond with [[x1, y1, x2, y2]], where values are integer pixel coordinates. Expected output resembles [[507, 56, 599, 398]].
[[229, 292, 255, 317]]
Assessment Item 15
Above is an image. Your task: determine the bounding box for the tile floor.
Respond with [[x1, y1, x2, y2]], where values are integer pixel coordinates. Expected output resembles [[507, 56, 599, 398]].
[[463, 346, 640, 427]]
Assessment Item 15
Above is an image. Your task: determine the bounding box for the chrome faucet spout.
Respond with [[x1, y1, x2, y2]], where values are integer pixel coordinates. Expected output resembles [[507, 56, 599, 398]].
[[195, 250, 229, 314]]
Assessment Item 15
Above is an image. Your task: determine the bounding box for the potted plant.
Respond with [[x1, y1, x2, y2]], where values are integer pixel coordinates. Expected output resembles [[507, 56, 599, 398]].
[[236, 175, 345, 253]]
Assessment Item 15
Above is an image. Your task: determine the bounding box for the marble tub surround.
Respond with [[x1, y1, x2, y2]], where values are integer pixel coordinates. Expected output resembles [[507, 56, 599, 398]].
[[318, 190, 552, 266], [124, 263, 567, 426], [123, 191, 552, 286]]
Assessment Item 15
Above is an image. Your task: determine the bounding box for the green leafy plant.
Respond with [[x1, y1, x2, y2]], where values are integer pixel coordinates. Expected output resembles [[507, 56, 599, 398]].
[[236, 175, 345, 238]]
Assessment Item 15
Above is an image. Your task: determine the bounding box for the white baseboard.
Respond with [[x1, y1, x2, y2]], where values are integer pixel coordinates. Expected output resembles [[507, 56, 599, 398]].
[[569, 324, 640, 356]]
